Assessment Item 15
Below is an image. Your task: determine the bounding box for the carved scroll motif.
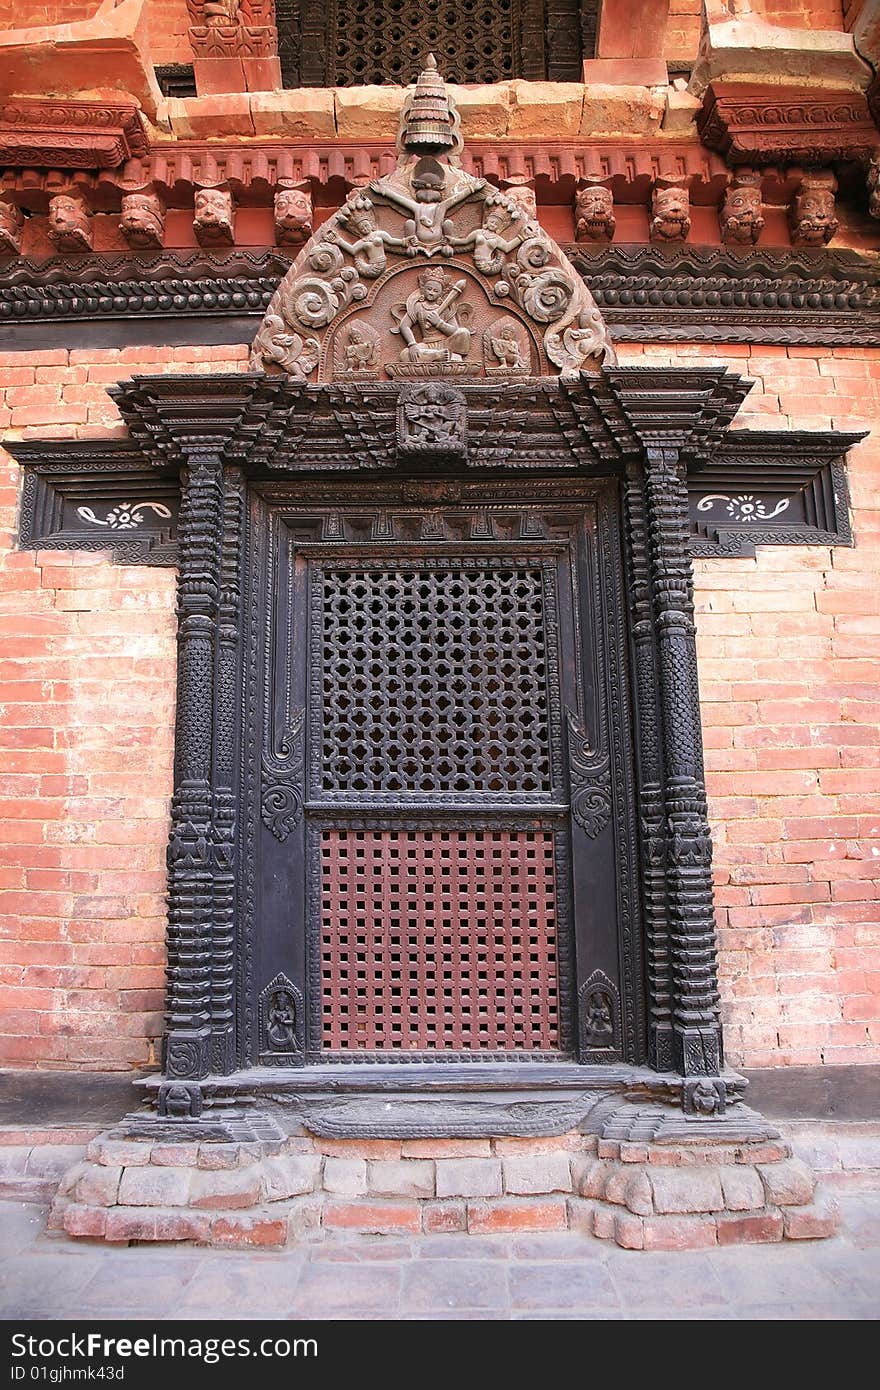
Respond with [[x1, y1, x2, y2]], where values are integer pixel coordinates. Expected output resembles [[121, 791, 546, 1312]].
[[261, 709, 305, 842], [566, 708, 612, 837]]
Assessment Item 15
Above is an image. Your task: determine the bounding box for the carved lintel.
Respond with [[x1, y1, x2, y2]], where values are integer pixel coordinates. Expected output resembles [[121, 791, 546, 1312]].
[[0, 96, 148, 169], [698, 82, 879, 165]]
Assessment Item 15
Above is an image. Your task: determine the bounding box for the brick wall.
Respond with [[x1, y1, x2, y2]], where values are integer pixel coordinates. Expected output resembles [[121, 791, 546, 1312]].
[[0, 341, 877, 1072]]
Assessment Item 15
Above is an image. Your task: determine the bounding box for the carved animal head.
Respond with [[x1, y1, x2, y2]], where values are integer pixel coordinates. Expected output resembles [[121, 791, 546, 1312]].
[[790, 183, 838, 247], [650, 186, 690, 242], [575, 186, 615, 242], [46, 195, 92, 251], [720, 182, 764, 246], [119, 192, 165, 248], [194, 187, 234, 231], [274, 186, 313, 242], [0, 200, 23, 256], [502, 184, 537, 220], [411, 156, 446, 204]]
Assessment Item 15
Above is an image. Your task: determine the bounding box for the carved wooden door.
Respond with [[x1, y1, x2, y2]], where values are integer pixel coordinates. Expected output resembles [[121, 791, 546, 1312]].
[[247, 483, 642, 1067]]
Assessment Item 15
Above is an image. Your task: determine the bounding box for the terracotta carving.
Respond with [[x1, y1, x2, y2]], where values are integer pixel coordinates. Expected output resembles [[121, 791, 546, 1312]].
[[193, 187, 235, 248], [789, 178, 839, 247], [273, 183, 313, 247], [250, 57, 614, 380], [720, 174, 765, 247], [500, 182, 538, 221], [869, 159, 880, 220], [120, 191, 165, 250], [0, 199, 23, 256], [484, 317, 530, 374], [333, 321, 381, 378], [390, 267, 473, 373], [575, 185, 615, 243], [46, 195, 92, 253], [650, 184, 691, 243]]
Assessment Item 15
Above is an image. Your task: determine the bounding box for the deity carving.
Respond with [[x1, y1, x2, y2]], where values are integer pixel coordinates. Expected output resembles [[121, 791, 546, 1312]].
[[483, 317, 530, 374], [650, 184, 691, 243], [334, 320, 380, 378], [46, 195, 92, 253], [456, 195, 531, 276], [719, 173, 764, 247], [583, 990, 614, 1047], [265, 987, 297, 1051], [575, 185, 615, 243], [193, 186, 235, 248], [397, 381, 467, 456], [249, 56, 614, 379], [273, 183, 313, 247], [119, 191, 165, 250], [389, 267, 473, 374], [323, 194, 401, 276], [0, 199, 23, 256], [789, 177, 838, 247]]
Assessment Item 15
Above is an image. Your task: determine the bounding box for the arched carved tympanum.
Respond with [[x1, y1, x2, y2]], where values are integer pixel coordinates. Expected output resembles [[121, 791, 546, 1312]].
[[250, 55, 614, 383]]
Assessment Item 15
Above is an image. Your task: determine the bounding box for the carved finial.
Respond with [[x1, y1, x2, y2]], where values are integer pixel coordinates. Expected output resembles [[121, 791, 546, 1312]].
[[398, 54, 460, 156]]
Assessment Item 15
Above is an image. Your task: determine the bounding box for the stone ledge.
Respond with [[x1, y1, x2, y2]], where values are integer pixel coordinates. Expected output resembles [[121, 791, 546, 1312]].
[[45, 1106, 842, 1250]]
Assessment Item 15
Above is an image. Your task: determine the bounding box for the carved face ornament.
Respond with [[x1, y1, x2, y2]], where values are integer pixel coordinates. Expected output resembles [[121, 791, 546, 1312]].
[[195, 189, 232, 227]]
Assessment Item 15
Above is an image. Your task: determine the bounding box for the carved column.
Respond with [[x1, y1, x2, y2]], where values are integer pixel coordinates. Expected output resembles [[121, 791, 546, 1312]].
[[163, 453, 229, 1100], [642, 446, 724, 1082], [623, 462, 674, 1072]]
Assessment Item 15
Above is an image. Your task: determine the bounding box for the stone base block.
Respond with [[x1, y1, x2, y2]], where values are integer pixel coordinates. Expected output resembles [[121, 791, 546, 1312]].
[[45, 1101, 841, 1249]]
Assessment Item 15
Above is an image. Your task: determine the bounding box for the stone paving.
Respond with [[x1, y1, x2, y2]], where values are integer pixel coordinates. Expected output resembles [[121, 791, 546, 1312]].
[[0, 1193, 878, 1320]]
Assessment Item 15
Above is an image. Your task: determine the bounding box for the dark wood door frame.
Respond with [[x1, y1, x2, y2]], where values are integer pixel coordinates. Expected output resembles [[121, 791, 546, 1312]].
[[94, 365, 756, 1116]]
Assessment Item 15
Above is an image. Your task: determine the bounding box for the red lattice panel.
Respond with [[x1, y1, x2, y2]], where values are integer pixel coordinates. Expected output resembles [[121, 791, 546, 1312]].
[[320, 829, 561, 1052]]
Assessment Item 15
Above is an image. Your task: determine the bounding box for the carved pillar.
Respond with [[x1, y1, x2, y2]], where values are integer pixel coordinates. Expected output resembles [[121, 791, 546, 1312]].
[[623, 463, 674, 1072], [163, 453, 230, 1098], [642, 446, 723, 1081]]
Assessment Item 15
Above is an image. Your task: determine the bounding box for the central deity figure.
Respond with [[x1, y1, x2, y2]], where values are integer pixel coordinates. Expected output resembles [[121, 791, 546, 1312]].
[[391, 267, 473, 366]]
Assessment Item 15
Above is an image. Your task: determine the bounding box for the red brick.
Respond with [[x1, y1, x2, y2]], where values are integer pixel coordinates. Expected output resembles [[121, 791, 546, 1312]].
[[466, 1198, 569, 1233], [640, 1215, 718, 1250], [717, 1211, 784, 1244], [210, 1214, 288, 1247], [782, 1195, 840, 1240], [423, 1199, 467, 1233], [323, 1199, 421, 1234]]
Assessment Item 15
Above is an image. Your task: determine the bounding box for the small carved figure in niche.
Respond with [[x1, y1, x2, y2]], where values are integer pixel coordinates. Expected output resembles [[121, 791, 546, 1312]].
[[273, 182, 313, 247], [583, 990, 614, 1047], [322, 194, 402, 276], [719, 173, 764, 247], [500, 181, 537, 220], [398, 381, 467, 454], [650, 184, 691, 243], [688, 1079, 721, 1116], [789, 177, 839, 247], [456, 196, 528, 277], [575, 185, 615, 242], [391, 267, 473, 367], [46, 195, 92, 253], [484, 318, 529, 372], [266, 987, 297, 1050], [0, 199, 23, 256], [868, 159, 880, 220], [193, 186, 235, 248], [379, 155, 480, 256], [335, 320, 380, 377], [119, 190, 165, 250]]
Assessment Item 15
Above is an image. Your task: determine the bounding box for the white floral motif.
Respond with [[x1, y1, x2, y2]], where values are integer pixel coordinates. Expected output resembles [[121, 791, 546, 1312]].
[[76, 501, 172, 531], [697, 492, 791, 522]]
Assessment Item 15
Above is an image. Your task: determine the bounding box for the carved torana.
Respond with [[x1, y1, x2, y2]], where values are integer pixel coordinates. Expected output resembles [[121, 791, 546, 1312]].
[[789, 177, 839, 248], [719, 173, 764, 248], [120, 191, 166, 251], [194, 187, 236, 249], [250, 57, 614, 382], [650, 184, 691, 244], [46, 196, 93, 253], [575, 184, 616, 243]]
